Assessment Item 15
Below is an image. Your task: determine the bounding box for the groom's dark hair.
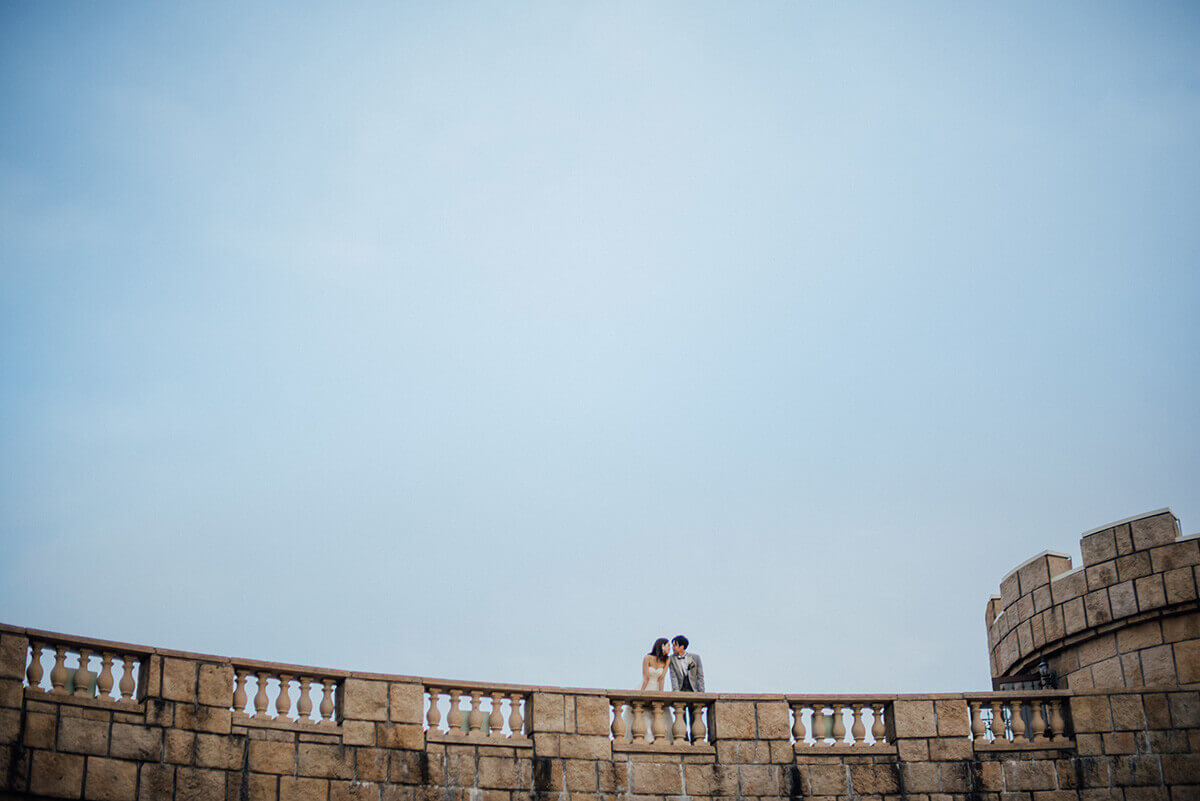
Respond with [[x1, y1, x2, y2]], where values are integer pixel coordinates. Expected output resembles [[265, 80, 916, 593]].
[[672, 635, 689, 649]]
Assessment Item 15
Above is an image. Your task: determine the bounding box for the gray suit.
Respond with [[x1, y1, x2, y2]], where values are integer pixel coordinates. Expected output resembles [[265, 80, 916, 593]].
[[669, 652, 704, 693]]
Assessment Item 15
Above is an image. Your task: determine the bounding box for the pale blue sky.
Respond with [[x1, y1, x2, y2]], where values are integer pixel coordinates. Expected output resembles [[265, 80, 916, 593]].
[[2, 2, 1198, 694]]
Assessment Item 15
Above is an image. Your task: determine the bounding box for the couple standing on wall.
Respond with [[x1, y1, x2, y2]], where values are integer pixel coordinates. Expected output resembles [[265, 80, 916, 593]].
[[640, 635, 704, 693]]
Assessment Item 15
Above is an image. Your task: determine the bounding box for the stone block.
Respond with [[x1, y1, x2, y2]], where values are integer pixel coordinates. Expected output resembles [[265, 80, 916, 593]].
[[162, 658, 197, 703], [197, 663, 234, 708], [1134, 574, 1167, 612], [1168, 691, 1200, 727], [1063, 598, 1087, 635], [58, 713, 110, 755], [1112, 755, 1162, 786], [1085, 589, 1113, 627], [1165, 566, 1198, 603], [1070, 696, 1113, 733], [756, 700, 791, 739], [1142, 644, 1177, 685], [1018, 621, 1034, 654], [631, 762, 682, 795], [376, 723, 424, 750], [1006, 760, 1056, 791], [85, 756, 138, 801], [928, 737, 971, 760], [1110, 694, 1146, 730], [110, 723, 163, 761], [897, 738, 929, 761], [1152, 540, 1200, 573], [1087, 561, 1118, 592], [1117, 552, 1153, 582], [713, 700, 756, 739], [903, 761, 939, 793], [1082, 529, 1118, 566], [978, 761, 1004, 791], [1001, 573, 1021, 611], [1018, 594, 1036, 624], [1131, 513, 1178, 551], [250, 739, 296, 774], [388, 682, 424, 724], [557, 733, 610, 760], [598, 761, 629, 794], [0, 635, 27, 681], [1177, 640, 1200, 684], [1118, 620, 1164, 654], [683, 764, 723, 796], [138, 763, 174, 801], [196, 732, 246, 770], [740, 763, 779, 796], [1092, 656, 1125, 687], [342, 679, 387, 722], [1044, 606, 1066, 642], [1078, 634, 1118, 668], [330, 781, 382, 801], [29, 750, 84, 798], [1102, 731, 1136, 754], [175, 766, 226, 801], [245, 773, 277, 801], [1033, 586, 1053, 615], [478, 755, 522, 790], [1164, 613, 1200, 642], [279, 776, 329, 801], [1020, 557, 1052, 595], [1112, 523, 1134, 555], [564, 760, 597, 792], [351, 748, 387, 783], [933, 699, 970, 736], [893, 700, 937, 737], [298, 742, 353, 779], [1032, 614, 1046, 648], [166, 729, 196, 764], [25, 711, 55, 750], [342, 720, 375, 747], [1162, 754, 1200, 785], [574, 695, 610, 736], [940, 761, 971, 792], [1051, 571, 1087, 605], [528, 693, 564, 733], [0, 678, 20, 710], [175, 704, 231, 734], [1109, 581, 1138, 619], [849, 763, 899, 795], [389, 750, 425, 785]]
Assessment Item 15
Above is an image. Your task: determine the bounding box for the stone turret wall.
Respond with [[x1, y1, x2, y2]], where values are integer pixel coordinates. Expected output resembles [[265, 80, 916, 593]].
[[986, 509, 1200, 690], [2, 622, 1199, 801]]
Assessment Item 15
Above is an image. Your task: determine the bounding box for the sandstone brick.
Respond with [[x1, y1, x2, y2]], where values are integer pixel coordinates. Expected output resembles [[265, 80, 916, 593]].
[[1033, 585, 1053, 613], [1070, 695, 1112, 733], [476, 755, 520, 790], [1109, 581, 1138, 619], [1102, 731, 1136, 754], [1020, 556, 1053, 594], [1044, 606, 1066, 641], [1019, 594, 1036, 625], [1085, 590, 1114, 627], [941, 761, 971, 792], [280, 775, 329, 801], [574, 695, 610, 736], [138, 763, 174, 801], [196, 732, 246, 770], [108, 723, 161, 761], [58, 713, 110, 755], [1164, 613, 1200, 642], [175, 704, 232, 734], [0, 677, 21, 709], [1131, 513, 1178, 550], [162, 658, 197, 703], [26, 711, 56, 750], [1006, 760, 1056, 791], [1162, 754, 1200, 785], [898, 738, 929, 761], [1118, 552, 1153, 582], [1168, 691, 1200, 727], [85, 756, 137, 801], [1087, 561, 1118, 592], [175, 766, 226, 801], [342, 679, 387, 722], [1018, 621, 1034, 654], [529, 693, 564, 733], [197, 663, 234, 708], [893, 700, 937, 737], [933, 699, 970, 736], [564, 759, 596, 792], [740, 763, 778, 796], [1176, 640, 1200, 684], [388, 682, 424, 724], [1110, 694, 1146, 730], [1112, 755, 1162, 786], [1092, 656, 1125, 687], [331, 780, 382, 801], [1118, 620, 1164, 654], [904, 761, 939, 793], [631, 761, 681, 795], [756, 700, 791, 739], [1032, 614, 1046, 648], [298, 742, 352, 779], [376, 723, 424, 750], [389, 750, 425, 785], [1001, 572, 1022, 610], [166, 729, 195, 764], [1079, 634, 1119, 667], [848, 763, 899, 795], [557, 733, 610, 760], [1051, 571, 1087, 605], [928, 736, 971, 760], [250, 739, 296, 774], [683, 764, 723, 796], [342, 720, 374, 747], [1083, 529, 1118, 566], [1142, 644, 1178, 685], [1135, 575, 1167, 612], [713, 700, 756, 738], [978, 760, 1004, 791], [1165, 566, 1198, 603], [1152, 540, 1200, 573], [1122, 653, 1146, 687], [1064, 598, 1087, 635]]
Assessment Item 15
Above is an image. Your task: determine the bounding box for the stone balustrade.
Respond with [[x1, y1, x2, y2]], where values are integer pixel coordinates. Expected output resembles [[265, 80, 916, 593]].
[[24, 635, 148, 705], [788, 696, 894, 749], [608, 691, 713, 749], [423, 680, 530, 741], [965, 690, 1074, 747], [231, 664, 345, 727]]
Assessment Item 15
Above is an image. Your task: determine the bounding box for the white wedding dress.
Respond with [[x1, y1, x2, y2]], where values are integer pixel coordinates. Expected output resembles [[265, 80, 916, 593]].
[[624, 664, 667, 741]]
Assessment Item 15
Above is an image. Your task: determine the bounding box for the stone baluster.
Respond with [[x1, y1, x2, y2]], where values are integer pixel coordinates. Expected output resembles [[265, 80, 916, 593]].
[[850, 704, 865, 744], [489, 692, 504, 737], [467, 691, 484, 736], [812, 705, 828, 743], [671, 701, 688, 742], [871, 704, 887, 744], [610, 701, 626, 741], [630, 701, 646, 742], [988, 700, 1003, 741], [73, 649, 93, 697], [297, 678, 313, 722], [1032, 700, 1049, 743], [650, 702, 666, 742], [791, 704, 807, 744], [120, 655, 137, 702], [50, 646, 68, 695], [97, 653, 115, 699], [1020, 700, 1034, 741], [233, 671, 248, 714], [447, 689, 462, 733], [320, 679, 336, 724], [508, 693, 524, 736], [969, 701, 985, 741], [1048, 699, 1066, 741], [690, 703, 706, 743], [831, 704, 847, 744], [275, 675, 292, 718], [426, 688, 441, 731], [26, 642, 44, 690], [254, 673, 270, 717]]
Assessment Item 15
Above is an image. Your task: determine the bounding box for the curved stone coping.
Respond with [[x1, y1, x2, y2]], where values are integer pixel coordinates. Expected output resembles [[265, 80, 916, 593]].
[[1080, 507, 1176, 538]]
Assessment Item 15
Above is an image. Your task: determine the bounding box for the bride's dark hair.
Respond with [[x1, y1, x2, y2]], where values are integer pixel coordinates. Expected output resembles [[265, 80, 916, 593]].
[[648, 638, 669, 660]]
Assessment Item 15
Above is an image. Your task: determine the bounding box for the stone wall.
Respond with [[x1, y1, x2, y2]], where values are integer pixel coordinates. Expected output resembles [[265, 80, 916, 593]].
[[986, 509, 1200, 689], [2, 623, 1198, 801]]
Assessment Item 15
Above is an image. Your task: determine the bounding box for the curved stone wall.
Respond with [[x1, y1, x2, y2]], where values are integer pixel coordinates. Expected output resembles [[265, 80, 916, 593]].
[[986, 509, 1200, 689]]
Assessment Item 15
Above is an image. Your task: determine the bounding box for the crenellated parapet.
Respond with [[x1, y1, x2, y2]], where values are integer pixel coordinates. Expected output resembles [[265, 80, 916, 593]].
[[986, 508, 1200, 689]]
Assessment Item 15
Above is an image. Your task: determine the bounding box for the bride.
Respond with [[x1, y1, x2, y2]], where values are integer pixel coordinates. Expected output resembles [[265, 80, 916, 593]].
[[641, 638, 670, 691]]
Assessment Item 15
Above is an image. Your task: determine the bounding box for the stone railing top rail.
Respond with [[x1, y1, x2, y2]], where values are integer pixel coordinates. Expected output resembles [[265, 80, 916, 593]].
[[5, 622, 1196, 701]]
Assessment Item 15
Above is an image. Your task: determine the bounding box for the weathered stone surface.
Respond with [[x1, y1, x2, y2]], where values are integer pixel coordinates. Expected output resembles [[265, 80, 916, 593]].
[[279, 775, 329, 801], [388, 682, 424, 724], [175, 704, 232, 734], [1109, 581, 1138, 619], [58, 712, 110, 755], [1112, 755, 1163, 786], [389, 750, 425, 785], [138, 763, 174, 801], [1064, 598, 1087, 635], [740, 764, 779, 795], [25, 711, 56, 750], [298, 742, 353, 779], [342, 679, 388, 722], [1052, 571, 1087, 605], [1131, 514, 1178, 551], [376, 723, 423, 750], [849, 763, 899, 795], [1151, 540, 1200, 573], [893, 700, 936, 738], [713, 700, 755, 739], [197, 663, 234, 708], [249, 739, 296, 774], [1087, 561, 1119, 592], [1085, 590, 1114, 627], [175, 766, 226, 801], [342, 720, 375, 747], [1103, 731, 1136, 754], [162, 658, 198, 703], [903, 761, 939, 793], [196, 732, 246, 770], [528, 693, 565, 733], [330, 780, 382, 801], [1005, 760, 1057, 791], [929, 736, 972, 760], [1164, 567, 1198, 604], [754, 700, 791, 739], [631, 761, 682, 795], [558, 733, 610, 760], [563, 759, 596, 792], [1134, 575, 1167, 611], [109, 723, 162, 761], [1167, 691, 1200, 727], [85, 756, 138, 801], [1093, 656, 1125, 687], [1071, 696, 1113, 733], [1142, 644, 1178, 685], [574, 695, 610, 736], [934, 699, 970, 736], [1083, 530, 1118, 566], [1117, 552, 1153, 583], [1176, 640, 1200, 684]]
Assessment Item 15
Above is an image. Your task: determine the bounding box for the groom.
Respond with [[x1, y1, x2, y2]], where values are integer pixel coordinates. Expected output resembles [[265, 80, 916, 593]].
[[668, 635, 704, 692]]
